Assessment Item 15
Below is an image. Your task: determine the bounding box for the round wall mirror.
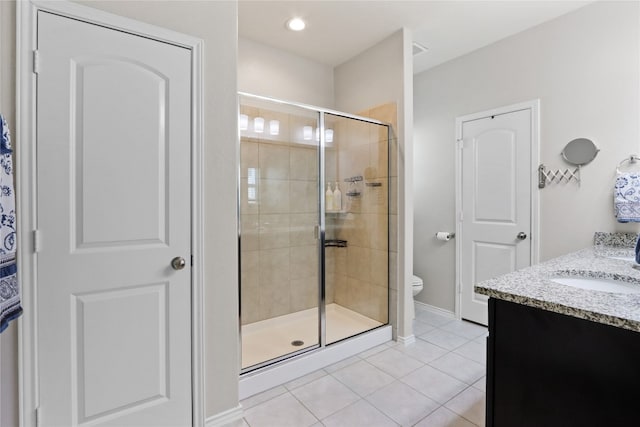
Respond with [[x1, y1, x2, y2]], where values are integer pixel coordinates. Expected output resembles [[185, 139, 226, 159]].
[[561, 138, 599, 166]]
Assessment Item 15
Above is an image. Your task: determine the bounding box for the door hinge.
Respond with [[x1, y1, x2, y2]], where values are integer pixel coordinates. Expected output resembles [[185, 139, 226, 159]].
[[35, 406, 41, 427], [314, 224, 319, 240], [191, 255, 194, 266], [456, 138, 464, 150], [33, 50, 40, 74], [458, 211, 464, 222], [33, 229, 42, 253]]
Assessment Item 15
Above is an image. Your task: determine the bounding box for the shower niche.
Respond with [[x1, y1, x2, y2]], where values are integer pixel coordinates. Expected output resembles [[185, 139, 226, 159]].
[[238, 93, 391, 372]]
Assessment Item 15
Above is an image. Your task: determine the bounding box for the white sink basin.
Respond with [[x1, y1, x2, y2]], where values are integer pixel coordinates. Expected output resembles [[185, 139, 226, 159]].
[[551, 276, 640, 294]]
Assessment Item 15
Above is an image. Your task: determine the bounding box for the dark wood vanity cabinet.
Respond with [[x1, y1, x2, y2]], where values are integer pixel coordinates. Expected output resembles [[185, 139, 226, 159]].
[[486, 298, 640, 427]]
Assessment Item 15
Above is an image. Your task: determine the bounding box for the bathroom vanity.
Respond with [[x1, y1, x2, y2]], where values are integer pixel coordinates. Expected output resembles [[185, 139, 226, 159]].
[[475, 233, 640, 427]]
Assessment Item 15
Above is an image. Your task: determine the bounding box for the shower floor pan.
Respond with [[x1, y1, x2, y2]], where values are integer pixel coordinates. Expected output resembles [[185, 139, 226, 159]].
[[241, 303, 383, 369]]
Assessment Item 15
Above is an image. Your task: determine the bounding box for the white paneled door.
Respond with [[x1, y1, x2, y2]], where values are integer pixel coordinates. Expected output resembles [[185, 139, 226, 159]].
[[36, 12, 192, 426], [459, 109, 532, 325]]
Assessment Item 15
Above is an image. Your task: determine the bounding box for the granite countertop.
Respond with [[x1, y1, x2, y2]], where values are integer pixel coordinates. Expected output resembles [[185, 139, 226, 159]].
[[475, 233, 640, 333]]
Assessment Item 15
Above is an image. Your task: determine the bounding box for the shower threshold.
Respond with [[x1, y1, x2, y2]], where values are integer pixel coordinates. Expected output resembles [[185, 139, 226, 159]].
[[241, 303, 383, 370], [239, 317, 391, 400]]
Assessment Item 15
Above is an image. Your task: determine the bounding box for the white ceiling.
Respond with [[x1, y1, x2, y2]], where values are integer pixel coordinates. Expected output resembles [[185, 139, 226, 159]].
[[238, 0, 591, 74]]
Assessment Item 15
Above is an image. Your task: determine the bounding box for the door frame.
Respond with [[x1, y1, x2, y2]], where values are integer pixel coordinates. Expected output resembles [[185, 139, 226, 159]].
[[454, 100, 540, 320], [17, 1, 204, 426]]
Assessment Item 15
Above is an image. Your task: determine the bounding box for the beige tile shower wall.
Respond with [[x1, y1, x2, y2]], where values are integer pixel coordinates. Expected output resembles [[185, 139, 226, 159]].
[[331, 103, 397, 324], [240, 107, 330, 325]]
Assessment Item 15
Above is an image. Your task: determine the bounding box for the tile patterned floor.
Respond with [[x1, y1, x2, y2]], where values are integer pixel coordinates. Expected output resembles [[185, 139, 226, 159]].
[[229, 307, 488, 427]]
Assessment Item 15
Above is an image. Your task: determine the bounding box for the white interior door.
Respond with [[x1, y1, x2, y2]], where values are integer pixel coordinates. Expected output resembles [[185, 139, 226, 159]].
[[459, 109, 532, 325], [36, 11, 192, 426]]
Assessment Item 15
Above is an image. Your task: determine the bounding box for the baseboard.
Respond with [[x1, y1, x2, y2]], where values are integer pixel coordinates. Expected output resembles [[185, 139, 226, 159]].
[[396, 334, 416, 346], [205, 405, 243, 427], [414, 301, 456, 319]]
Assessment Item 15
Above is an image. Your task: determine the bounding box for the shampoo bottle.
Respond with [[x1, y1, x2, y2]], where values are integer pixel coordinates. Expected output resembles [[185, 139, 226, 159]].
[[326, 183, 334, 211], [333, 182, 342, 211]]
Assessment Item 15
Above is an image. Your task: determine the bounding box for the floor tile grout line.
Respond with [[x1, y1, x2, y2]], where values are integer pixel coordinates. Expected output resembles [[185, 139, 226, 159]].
[[324, 355, 362, 372], [417, 328, 487, 361], [326, 359, 394, 399], [429, 323, 487, 339], [429, 346, 486, 369], [409, 403, 445, 427], [284, 369, 330, 392], [389, 342, 446, 367], [415, 333, 473, 352], [287, 388, 323, 425], [439, 384, 485, 426], [408, 340, 483, 369], [391, 314, 486, 424], [360, 387, 441, 427], [392, 348, 484, 390], [396, 371, 467, 407], [362, 352, 427, 380], [356, 343, 390, 360], [312, 393, 399, 425], [423, 360, 486, 387], [240, 313, 486, 427], [451, 347, 487, 365], [240, 386, 289, 411], [243, 379, 482, 423], [415, 338, 464, 354], [393, 341, 486, 387]]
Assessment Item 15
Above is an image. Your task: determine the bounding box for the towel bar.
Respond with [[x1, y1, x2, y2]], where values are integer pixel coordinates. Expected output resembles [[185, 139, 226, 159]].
[[538, 164, 580, 188], [617, 155, 640, 171], [324, 239, 347, 248]]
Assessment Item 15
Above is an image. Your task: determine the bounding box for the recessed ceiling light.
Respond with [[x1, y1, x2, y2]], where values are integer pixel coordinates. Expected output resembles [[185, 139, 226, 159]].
[[286, 17, 306, 32]]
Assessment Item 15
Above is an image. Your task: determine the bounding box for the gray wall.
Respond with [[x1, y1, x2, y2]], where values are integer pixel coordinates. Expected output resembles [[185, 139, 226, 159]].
[[413, 1, 640, 312], [334, 30, 406, 114], [334, 29, 414, 338], [239, 37, 335, 108]]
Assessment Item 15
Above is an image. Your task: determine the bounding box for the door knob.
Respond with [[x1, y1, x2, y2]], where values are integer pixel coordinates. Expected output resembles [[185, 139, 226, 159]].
[[517, 232, 527, 240], [171, 256, 186, 270]]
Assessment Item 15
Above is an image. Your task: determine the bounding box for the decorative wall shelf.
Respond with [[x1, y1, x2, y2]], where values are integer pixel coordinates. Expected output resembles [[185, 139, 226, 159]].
[[344, 175, 363, 183]]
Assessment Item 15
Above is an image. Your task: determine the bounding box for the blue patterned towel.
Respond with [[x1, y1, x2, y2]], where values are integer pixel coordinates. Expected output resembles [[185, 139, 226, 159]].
[[0, 115, 20, 333], [615, 172, 640, 223]]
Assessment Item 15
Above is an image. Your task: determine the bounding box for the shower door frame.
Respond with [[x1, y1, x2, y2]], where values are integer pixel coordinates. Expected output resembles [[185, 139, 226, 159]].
[[238, 92, 391, 374]]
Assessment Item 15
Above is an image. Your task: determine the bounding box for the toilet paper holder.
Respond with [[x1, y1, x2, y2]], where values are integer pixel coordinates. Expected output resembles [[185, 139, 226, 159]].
[[435, 232, 455, 241]]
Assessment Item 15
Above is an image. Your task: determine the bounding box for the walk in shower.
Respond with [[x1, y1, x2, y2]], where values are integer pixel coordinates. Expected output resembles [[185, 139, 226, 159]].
[[238, 93, 391, 373]]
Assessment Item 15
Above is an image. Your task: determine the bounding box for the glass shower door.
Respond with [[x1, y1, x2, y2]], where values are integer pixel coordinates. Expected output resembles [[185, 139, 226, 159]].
[[239, 93, 391, 372], [239, 95, 320, 371], [324, 113, 389, 345]]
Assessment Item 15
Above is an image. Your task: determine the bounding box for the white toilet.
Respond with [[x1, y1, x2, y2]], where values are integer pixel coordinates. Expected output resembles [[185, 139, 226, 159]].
[[410, 275, 424, 319]]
